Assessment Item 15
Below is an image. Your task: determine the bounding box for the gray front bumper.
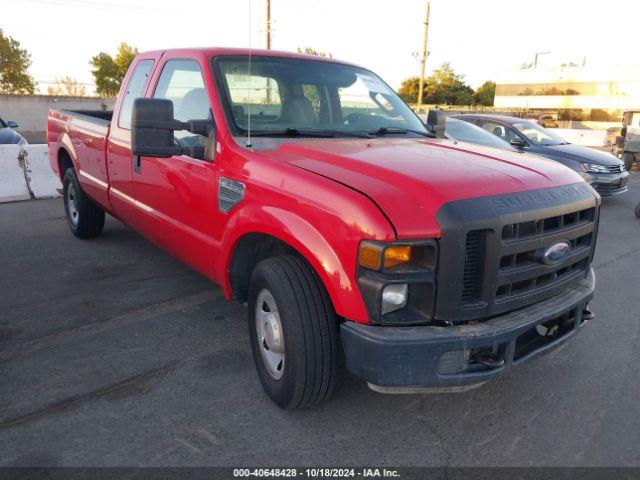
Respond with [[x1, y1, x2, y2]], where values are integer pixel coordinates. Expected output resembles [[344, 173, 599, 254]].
[[341, 268, 595, 390], [583, 171, 630, 196]]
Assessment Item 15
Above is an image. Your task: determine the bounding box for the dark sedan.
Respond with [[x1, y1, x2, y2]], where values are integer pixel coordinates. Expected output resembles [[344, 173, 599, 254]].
[[455, 114, 629, 196], [444, 117, 519, 150], [0, 117, 27, 145]]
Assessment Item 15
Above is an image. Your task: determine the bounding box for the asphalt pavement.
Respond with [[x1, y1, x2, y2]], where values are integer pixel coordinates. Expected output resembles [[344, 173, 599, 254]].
[[1, 173, 639, 467]]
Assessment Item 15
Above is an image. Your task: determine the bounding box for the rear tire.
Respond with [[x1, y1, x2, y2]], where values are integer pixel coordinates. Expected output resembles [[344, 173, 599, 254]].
[[635, 203, 640, 219], [248, 255, 338, 409], [63, 169, 105, 239], [622, 152, 635, 171]]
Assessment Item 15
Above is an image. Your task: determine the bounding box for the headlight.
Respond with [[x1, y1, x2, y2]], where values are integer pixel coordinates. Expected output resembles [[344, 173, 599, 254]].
[[381, 284, 408, 315], [580, 163, 609, 174], [357, 240, 437, 325]]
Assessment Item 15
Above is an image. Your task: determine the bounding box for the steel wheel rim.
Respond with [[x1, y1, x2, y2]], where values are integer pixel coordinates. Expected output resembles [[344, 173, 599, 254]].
[[67, 183, 79, 226], [255, 288, 285, 380]]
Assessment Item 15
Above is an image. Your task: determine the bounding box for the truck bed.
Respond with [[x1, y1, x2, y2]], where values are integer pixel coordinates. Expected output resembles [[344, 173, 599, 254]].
[[56, 109, 113, 126], [47, 108, 113, 210]]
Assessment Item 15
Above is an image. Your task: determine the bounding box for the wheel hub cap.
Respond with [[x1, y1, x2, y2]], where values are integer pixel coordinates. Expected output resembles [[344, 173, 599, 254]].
[[255, 289, 285, 380], [67, 183, 79, 226]]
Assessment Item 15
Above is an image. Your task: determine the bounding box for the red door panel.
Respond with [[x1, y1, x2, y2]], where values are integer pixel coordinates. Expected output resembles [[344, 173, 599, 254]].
[[106, 52, 162, 223], [131, 54, 223, 280]]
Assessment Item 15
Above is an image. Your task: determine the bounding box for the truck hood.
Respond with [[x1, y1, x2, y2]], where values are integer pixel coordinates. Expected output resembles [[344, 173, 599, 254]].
[[259, 138, 585, 238]]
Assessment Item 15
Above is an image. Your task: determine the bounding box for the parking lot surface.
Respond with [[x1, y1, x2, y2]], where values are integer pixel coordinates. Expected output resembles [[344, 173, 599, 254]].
[[1, 173, 639, 467]]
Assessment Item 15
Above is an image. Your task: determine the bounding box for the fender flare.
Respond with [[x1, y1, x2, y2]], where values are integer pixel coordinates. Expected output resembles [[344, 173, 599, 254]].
[[219, 204, 369, 323], [56, 132, 79, 178]]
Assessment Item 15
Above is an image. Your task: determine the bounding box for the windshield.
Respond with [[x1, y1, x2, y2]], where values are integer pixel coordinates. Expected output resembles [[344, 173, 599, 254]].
[[446, 118, 516, 151], [214, 56, 427, 139], [512, 120, 566, 146], [0, 117, 6, 128]]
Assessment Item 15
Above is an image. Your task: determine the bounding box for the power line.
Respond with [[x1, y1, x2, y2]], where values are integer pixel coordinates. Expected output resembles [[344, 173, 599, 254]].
[[35, 79, 95, 86], [21, 0, 159, 14]]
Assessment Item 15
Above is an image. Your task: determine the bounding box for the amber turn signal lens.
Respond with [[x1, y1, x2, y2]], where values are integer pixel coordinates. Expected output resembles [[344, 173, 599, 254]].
[[358, 242, 383, 270], [384, 246, 412, 268]]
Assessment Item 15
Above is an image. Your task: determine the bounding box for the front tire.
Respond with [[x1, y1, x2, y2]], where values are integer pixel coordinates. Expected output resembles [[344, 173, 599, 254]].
[[63, 169, 105, 239], [248, 255, 338, 409]]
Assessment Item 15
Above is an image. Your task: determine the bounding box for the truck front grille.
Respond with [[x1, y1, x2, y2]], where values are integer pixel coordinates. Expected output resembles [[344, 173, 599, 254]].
[[496, 207, 595, 303], [437, 183, 600, 323]]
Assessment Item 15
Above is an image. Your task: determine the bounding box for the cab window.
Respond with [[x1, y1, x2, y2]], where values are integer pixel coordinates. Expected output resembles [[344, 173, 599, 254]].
[[153, 59, 209, 148]]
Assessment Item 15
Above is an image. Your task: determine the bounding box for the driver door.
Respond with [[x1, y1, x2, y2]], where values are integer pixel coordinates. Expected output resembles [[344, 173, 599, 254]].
[[132, 57, 220, 277]]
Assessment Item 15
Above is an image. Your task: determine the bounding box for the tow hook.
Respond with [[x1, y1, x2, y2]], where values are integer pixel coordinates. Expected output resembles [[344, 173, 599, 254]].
[[471, 352, 505, 368], [582, 304, 595, 321]]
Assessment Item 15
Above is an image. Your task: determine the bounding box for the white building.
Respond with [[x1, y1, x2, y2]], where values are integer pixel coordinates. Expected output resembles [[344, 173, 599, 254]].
[[494, 64, 640, 118]]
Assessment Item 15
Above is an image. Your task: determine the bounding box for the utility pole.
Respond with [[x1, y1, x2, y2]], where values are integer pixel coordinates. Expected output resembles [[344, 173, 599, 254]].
[[266, 0, 271, 49], [417, 1, 430, 111], [265, 0, 272, 103]]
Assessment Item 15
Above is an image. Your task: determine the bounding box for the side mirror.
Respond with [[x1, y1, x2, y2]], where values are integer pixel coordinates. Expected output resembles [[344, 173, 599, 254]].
[[132, 98, 183, 158], [426, 109, 446, 138], [131, 98, 215, 161], [7, 120, 18, 129], [510, 139, 527, 149]]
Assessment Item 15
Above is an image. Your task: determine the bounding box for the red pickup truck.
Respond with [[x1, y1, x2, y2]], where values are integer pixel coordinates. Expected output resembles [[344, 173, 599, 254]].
[[48, 48, 598, 408]]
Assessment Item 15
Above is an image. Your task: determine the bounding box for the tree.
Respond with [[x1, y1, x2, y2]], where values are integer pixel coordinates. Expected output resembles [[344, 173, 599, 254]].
[[423, 63, 474, 105], [0, 29, 37, 94], [474, 81, 496, 106], [90, 42, 138, 97], [47, 76, 87, 96], [398, 64, 475, 105], [297, 47, 332, 58], [398, 76, 420, 103]]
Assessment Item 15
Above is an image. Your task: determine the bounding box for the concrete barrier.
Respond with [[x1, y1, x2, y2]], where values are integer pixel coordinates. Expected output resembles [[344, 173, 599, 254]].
[[0, 145, 31, 203], [23, 144, 61, 199]]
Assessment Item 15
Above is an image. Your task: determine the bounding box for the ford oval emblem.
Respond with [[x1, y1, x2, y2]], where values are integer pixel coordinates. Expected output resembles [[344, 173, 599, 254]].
[[542, 241, 572, 266]]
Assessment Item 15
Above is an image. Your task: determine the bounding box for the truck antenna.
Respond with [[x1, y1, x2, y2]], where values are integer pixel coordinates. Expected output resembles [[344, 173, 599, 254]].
[[246, 0, 253, 148]]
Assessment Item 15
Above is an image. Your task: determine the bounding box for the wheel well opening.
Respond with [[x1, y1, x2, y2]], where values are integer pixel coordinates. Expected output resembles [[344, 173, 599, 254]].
[[58, 148, 73, 180], [229, 234, 297, 302]]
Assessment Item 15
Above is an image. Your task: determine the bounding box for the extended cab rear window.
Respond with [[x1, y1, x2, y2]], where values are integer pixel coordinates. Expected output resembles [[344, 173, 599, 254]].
[[118, 60, 154, 130]]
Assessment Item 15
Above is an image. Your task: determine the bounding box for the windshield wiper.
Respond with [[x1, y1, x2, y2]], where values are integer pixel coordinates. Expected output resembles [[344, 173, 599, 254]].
[[249, 128, 370, 139], [250, 128, 335, 138], [367, 127, 435, 138]]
